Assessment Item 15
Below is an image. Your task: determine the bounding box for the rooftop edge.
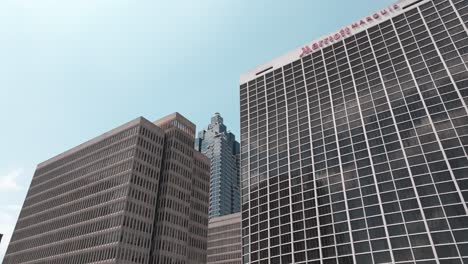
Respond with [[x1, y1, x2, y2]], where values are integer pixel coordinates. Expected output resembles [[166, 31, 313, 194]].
[[239, 0, 425, 84]]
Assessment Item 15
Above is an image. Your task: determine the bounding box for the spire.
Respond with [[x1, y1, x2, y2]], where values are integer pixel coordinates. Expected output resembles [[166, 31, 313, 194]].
[[211, 112, 223, 125]]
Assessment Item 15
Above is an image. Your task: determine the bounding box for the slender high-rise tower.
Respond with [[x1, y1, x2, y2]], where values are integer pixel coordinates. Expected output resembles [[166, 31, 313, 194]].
[[4, 113, 210, 264], [195, 113, 240, 217], [240, 0, 468, 263]]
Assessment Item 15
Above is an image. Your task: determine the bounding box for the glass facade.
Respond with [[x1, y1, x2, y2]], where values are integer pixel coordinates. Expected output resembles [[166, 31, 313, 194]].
[[240, 0, 468, 263], [196, 113, 241, 217]]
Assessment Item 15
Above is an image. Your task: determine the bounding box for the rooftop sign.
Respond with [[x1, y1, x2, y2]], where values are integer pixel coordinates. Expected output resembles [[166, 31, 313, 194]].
[[240, 0, 418, 84], [299, 4, 401, 58]]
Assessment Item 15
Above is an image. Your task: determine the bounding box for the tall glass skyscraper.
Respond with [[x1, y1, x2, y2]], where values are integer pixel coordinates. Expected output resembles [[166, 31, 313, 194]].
[[240, 0, 468, 263], [196, 113, 241, 217]]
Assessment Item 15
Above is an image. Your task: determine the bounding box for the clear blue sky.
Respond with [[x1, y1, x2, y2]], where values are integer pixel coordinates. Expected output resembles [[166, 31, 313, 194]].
[[0, 0, 394, 260]]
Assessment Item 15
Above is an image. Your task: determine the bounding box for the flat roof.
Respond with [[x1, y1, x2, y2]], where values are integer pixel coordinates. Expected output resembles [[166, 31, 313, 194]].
[[208, 212, 241, 225], [240, 0, 425, 84], [37, 117, 159, 169], [153, 112, 196, 136]]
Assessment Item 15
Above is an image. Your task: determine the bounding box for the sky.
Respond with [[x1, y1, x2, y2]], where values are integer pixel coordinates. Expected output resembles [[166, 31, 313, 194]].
[[0, 0, 395, 260]]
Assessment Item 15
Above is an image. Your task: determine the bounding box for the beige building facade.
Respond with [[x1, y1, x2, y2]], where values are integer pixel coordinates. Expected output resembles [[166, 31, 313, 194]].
[[207, 212, 242, 264], [4, 113, 210, 264]]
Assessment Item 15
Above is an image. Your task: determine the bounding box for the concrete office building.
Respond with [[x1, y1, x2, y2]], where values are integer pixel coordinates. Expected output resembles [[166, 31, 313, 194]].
[[240, 0, 468, 263], [207, 212, 242, 264], [195, 113, 240, 217], [4, 113, 210, 264]]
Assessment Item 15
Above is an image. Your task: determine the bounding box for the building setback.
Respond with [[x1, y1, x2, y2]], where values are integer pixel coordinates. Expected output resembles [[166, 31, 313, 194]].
[[240, 0, 468, 263], [4, 113, 210, 264], [207, 212, 242, 264], [195, 113, 240, 217]]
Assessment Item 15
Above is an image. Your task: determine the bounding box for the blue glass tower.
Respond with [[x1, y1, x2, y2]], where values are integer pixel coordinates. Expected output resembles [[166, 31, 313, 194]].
[[196, 113, 240, 217]]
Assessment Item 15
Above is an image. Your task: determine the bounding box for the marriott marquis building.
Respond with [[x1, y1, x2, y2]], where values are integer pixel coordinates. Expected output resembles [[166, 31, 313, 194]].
[[240, 0, 468, 263]]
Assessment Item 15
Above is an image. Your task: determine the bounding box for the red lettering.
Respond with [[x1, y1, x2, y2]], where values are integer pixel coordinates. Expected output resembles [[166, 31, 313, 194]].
[[312, 43, 319, 50], [334, 33, 341, 40], [351, 22, 359, 29], [319, 40, 324, 47], [324, 38, 329, 45], [393, 4, 399, 9], [300, 46, 312, 58], [360, 20, 366, 25], [373, 13, 379, 19], [345, 27, 351, 34], [329, 36, 334, 43], [340, 29, 346, 37], [367, 17, 373, 22], [380, 9, 388, 15]]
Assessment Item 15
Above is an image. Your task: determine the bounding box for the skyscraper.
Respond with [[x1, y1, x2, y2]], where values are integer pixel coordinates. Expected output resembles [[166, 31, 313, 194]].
[[4, 113, 210, 264], [195, 113, 240, 217], [240, 0, 468, 263]]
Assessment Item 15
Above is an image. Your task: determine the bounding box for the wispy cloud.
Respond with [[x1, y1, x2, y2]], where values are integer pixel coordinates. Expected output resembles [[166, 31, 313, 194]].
[[0, 168, 29, 261], [0, 204, 21, 262], [0, 169, 23, 191]]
